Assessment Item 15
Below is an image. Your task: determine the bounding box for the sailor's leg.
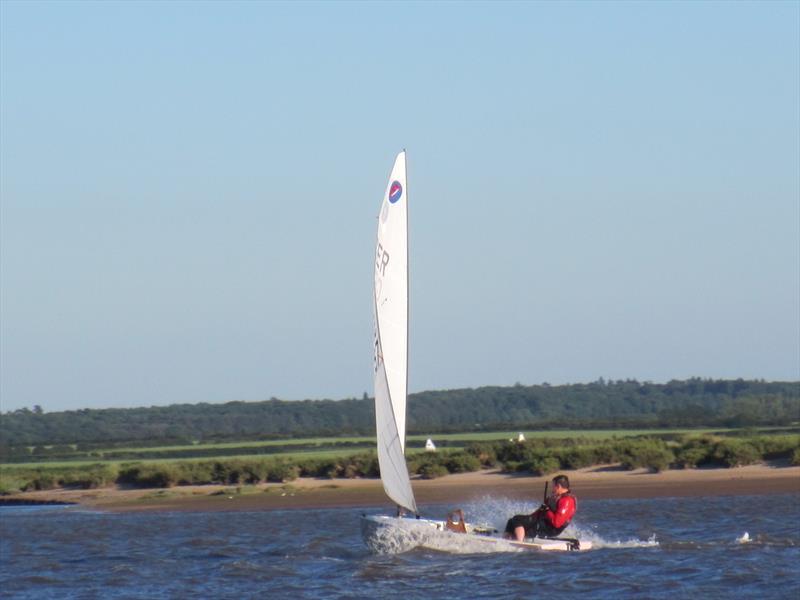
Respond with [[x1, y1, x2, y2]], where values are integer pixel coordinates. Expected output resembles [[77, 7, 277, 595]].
[[513, 525, 526, 542], [504, 515, 525, 539], [505, 514, 536, 541], [504, 516, 518, 539]]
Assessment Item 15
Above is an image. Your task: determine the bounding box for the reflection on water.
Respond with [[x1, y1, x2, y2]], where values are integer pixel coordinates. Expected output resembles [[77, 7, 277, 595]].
[[1, 494, 798, 599]]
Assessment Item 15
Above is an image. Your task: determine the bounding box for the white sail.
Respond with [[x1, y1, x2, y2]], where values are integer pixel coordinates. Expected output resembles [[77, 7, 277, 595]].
[[373, 150, 417, 514]]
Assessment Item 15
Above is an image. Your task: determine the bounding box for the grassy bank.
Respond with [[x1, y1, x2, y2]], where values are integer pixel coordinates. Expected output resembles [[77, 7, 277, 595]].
[[2, 430, 798, 495], [5, 427, 786, 465]]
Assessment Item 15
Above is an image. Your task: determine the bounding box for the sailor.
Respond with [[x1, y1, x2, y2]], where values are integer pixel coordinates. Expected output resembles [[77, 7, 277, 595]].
[[504, 474, 577, 541]]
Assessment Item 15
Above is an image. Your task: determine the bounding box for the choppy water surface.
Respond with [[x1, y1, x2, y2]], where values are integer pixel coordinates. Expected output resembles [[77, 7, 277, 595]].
[[1, 494, 798, 599]]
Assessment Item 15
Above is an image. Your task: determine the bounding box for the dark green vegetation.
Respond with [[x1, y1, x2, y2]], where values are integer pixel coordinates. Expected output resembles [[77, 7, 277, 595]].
[[2, 379, 798, 453], [2, 379, 797, 495], [2, 431, 798, 495], [464, 432, 800, 475]]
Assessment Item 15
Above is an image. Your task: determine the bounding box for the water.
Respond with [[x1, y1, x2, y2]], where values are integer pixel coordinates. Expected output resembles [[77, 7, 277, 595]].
[[1, 494, 798, 599]]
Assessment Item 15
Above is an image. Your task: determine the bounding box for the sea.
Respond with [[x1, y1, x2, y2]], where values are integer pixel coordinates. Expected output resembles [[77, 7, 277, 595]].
[[1, 494, 798, 599]]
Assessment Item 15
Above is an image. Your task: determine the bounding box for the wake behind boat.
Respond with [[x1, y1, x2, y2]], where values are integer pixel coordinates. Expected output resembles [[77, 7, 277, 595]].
[[361, 151, 591, 554], [361, 512, 589, 554]]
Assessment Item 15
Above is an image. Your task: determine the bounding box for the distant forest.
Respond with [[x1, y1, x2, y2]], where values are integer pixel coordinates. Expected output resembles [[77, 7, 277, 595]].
[[1, 379, 798, 447]]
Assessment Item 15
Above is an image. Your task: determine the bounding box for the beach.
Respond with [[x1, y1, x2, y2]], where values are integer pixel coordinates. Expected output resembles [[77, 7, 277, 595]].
[[4, 463, 798, 513]]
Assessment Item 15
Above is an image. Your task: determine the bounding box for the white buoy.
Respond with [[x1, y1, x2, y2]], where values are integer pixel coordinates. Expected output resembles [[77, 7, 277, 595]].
[[425, 438, 436, 452]]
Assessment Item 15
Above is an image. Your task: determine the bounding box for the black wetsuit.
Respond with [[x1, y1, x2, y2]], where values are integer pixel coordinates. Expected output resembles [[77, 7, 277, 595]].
[[504, 494, 573, 539], [504, 511, 561, 539]]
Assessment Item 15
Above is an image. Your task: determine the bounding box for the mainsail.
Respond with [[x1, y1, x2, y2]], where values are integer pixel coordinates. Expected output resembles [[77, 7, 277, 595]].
[[373, 150, 417, 514]]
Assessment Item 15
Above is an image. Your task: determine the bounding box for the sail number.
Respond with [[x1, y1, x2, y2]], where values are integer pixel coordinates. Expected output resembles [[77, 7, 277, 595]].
[[374, 331, 381, 372], [375, 242, 390, 276]]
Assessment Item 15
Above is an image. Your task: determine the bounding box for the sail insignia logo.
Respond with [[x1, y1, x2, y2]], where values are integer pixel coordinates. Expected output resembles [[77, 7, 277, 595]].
[[389, 181, 403, 204]]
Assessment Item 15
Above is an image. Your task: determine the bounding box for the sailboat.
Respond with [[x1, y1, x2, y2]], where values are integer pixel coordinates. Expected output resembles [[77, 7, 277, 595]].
[[360, 151, 591, 554]]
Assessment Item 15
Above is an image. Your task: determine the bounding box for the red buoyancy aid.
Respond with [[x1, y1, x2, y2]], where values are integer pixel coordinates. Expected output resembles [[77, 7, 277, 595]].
[[544, 493, 576, 531]]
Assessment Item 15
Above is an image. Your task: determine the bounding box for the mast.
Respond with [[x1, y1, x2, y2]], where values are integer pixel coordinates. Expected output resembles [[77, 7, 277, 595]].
[[403, 148, 409, 459], [402, 148, 412, 517]]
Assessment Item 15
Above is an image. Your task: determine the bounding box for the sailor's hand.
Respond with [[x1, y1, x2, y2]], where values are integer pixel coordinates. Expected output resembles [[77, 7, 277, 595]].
[[537, 503, 549, 513]]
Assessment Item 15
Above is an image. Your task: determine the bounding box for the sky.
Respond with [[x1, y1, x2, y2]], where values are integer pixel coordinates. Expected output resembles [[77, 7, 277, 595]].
[[1, 1, 798, 413]]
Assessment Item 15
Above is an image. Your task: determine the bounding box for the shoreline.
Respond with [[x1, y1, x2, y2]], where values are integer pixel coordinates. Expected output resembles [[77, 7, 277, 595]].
[[3, 463, 798, 513]]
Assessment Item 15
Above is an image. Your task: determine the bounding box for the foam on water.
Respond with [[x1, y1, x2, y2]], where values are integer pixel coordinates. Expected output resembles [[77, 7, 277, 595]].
[[362, 495, 660, 554], [360, 515, 522, 555], [360, 516, 431, 554], [462, 495, 659, 550], [737, 532, 751, 544], [572, 528, 660, 549]]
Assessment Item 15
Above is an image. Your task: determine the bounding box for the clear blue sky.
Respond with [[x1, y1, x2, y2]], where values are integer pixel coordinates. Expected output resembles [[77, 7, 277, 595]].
[[1, 1, 798, 413]]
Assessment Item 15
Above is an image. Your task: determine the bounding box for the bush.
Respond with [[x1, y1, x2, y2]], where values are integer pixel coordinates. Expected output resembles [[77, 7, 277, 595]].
[[791, 448, 800, 466], [591, 443, 622, 464], [418, 463, 448, 479], [211, 461, 244, 485], [464, 443, 497, 467], [521, 455, 560, 476], [60, 465, 117, 489], [22, 473, 57, 492], [239, 460, 270, 484], [0, 474, 26, 495], [491, 440, 560, 474], [617, 439, 674, 472], [493, 441, 525, 464], [711, 440, 761, 467], [444, 452, 481, 474], [407, 453, 443, 475], [500, 440, 549, 464], [341, 453, 380, 478], [294, 459, 317, 477], [315, 461, 343, 479], [117, 464, 178, 488], [175, 462, 216, 485], [674, 437, 715, 468], [266, 462, 299, 482], [296, 458, 338, 478], [746, 435, 800, 460], [559, 447, 598, 470], [675, 445, 711, 469]]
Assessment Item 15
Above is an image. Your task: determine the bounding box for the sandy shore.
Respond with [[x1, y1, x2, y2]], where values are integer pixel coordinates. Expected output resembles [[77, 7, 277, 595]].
[[3, 463, 798, 513]]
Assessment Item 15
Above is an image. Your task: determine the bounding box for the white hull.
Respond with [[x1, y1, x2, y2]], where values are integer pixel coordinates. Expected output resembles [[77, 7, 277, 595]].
[[361, 515, 593, 554]]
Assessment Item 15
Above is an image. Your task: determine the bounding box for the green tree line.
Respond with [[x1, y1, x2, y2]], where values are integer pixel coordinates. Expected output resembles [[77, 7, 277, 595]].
[[2, 378, 798, 449]]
